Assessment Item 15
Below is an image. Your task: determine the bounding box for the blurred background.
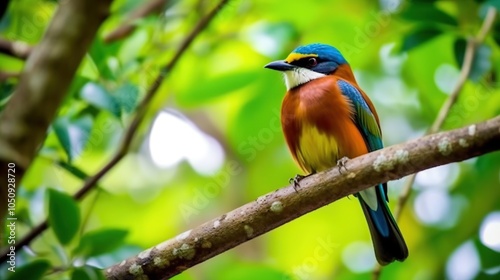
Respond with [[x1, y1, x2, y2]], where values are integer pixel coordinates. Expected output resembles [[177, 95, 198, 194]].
[[1, 0, 500, 279]]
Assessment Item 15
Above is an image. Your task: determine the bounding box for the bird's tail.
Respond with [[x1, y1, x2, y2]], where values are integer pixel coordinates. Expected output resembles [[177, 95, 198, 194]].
[[358, 184, 408, 265]]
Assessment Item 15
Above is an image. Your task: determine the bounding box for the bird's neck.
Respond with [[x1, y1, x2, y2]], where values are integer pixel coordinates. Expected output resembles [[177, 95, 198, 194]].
[[331, 64, 358, 85]]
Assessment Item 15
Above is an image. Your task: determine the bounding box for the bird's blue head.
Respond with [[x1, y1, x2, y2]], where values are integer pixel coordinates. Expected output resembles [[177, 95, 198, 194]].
[[265, 43, 348, 89], [287, 43, 347, 74]]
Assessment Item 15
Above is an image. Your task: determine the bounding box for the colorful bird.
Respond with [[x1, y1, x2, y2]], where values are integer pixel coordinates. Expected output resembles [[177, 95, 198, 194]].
[[265, 43, 408, 265]]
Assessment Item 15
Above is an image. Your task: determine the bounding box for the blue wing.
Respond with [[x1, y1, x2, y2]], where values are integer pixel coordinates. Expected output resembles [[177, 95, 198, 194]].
[[337, 79, 383, 152], [336, 79, 408, 264]]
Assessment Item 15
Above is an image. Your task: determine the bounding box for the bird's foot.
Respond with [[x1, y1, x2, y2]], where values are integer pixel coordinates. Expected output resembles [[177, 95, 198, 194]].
[[337, 156, 350, 174], [289, 174, 307, 192]]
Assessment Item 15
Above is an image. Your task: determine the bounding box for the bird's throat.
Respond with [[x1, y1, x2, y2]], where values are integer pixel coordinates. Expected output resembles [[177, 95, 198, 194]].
[[283, 68, 325, 90]]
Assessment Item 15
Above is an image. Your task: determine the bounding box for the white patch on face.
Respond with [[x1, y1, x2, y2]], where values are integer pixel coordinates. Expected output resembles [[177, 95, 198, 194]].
[[283, 68, 325, 90]]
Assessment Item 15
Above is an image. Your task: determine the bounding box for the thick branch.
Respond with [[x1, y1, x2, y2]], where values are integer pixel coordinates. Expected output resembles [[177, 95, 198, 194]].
[[0, 0, 113, 244], [105, 116, 500, 280]]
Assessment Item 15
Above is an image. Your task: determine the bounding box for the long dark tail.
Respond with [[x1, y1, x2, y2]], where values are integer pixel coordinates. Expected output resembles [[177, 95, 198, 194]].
[[358, 184, 408, 265]]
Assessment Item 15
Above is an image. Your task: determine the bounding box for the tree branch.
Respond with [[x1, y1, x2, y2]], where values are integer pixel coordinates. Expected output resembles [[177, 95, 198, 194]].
[[0, 0, 230, 264], [105, 116, 500, 280], [0, 38, 32, 60], [0, 0, 113, 245], [430, 8, 497, 134], [0, 71, 19, 81], [372, 7, 498, 279], [103, 0, 168, 43]]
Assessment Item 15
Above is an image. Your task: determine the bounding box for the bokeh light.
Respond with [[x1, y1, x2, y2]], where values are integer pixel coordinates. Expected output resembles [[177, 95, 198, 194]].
[[446, 240, 480, 280], [341, 241, 376, 273], [148, 110, 225, 175], [479, 212, 500, 252]]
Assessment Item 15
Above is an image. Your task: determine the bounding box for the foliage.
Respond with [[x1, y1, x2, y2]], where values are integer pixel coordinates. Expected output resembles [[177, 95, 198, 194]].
[[1, 0, 500, 279]]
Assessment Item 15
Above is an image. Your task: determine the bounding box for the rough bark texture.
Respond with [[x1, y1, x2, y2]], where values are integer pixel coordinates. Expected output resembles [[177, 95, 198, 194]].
[[105, 116, 500, 280], [0, 0, 113, 243]]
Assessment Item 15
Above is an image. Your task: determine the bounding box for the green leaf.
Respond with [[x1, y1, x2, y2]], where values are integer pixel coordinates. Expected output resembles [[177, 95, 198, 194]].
[[52, 115, 94, 162], [68, 76, 91, 99], [474, 237, 500, 270], [493, 23, 500, 47], [75, 229, 128, 257], [88, 37, 122, 80], [79, 54, 100, 81], [0, 81, 15, 112], [71, 266, 106, 280], [401, 26, 442, 52], [80, 82, 121, 117], [483, 0, 500, 10], [401, 3, 457, 26], [114, 83, 139, 113], [177, 70, 259, 106], [57, 161, 90, 181], [470, 44, 492, 81], [476, 270, 500, 280], [48, 189, 81, 245], [453, 37, 467, 67], [6, 259, 50, 280], [454, 38, 492, 81], [0, 81, 15, 101]]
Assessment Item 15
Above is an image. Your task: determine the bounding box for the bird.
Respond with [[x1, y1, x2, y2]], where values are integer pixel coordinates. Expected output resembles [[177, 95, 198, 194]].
[[264, 43, 408, 265]]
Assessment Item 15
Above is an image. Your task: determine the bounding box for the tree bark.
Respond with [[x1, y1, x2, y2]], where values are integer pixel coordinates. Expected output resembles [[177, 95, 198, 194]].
[[0, 0, 113, 243], [105, 116, 500, 280]]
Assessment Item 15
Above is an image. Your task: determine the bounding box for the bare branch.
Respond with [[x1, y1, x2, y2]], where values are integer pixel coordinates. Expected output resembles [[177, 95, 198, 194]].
[[103, 0, 168, 43], [0, 71, 19, 81], [0, 0, 230, 264], [105, 116, 500, 280], [430, 8, 497, 133], [0, 38, 33, 60]]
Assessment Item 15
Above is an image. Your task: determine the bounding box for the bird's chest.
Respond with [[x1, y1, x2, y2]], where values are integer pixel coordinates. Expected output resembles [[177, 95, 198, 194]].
[[281, 84, 353, 173]]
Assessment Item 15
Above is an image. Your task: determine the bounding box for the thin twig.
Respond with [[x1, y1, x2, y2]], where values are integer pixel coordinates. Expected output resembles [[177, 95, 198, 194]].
[[0, 0, 230, 264], [105, 116, 500, 279], [103, 0, 168, 43], [0, 38, 32, 59], [0, 71, 19, 81], [372, 7, 497, 280]]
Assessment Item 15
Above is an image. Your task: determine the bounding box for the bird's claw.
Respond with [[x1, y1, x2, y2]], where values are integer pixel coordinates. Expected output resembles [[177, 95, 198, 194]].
[[289, 174, 306, 192], [337, 156, 349, 174]]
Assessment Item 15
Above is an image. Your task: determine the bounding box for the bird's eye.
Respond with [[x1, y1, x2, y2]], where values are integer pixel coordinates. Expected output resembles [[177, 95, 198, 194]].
[[307, 57, 318, 68]]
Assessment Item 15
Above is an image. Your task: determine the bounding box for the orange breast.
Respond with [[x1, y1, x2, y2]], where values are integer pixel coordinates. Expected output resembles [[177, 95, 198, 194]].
[[281, 75, 368, 173]]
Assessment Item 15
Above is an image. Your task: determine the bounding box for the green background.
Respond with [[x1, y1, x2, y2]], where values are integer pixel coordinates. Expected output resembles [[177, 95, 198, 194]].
[[1, 0, 500, 279]]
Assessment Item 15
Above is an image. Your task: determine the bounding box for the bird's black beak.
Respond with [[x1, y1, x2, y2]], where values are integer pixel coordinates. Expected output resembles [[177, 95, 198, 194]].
[[264, 60, 295, 71]]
